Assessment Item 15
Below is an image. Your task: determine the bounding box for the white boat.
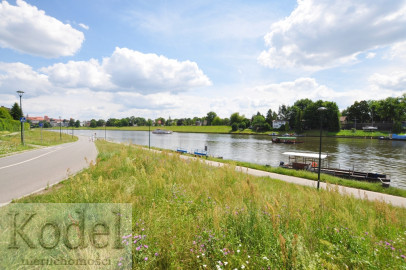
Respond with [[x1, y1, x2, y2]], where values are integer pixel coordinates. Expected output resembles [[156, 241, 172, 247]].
[[362, 126, 378, 131], [152, 129, 173, 134]]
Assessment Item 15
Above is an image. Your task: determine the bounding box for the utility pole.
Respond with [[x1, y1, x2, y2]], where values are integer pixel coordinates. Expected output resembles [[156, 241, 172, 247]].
[[353, 118, 357, 130]]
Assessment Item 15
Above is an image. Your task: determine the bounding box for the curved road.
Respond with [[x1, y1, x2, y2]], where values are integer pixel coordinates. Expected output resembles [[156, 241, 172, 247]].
[[0, 136, 97, 206]]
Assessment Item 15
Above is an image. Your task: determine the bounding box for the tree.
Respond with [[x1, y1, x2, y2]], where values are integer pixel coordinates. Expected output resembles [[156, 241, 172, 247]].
[[231, 123, 238, 131], [120, 118, 129, 127], [106, 118, 117, 127], [346, 100, 370, 123], [212, 116, 222, 126], [277, 105, 289, 120], [75, 120, 81, 128], [230, 112, 244, 125], [266, 109, 277, 125], [90, 119, 97, 128], [97, 119, 106, 127], [239, 122, 246, 130], [251, 114, 269, 132], [0, 107, 12, 119], [68, 118, 75, 127], [295, 109, 302, 133], [10, 102, 22, 120], [206, 111, 217, 126]]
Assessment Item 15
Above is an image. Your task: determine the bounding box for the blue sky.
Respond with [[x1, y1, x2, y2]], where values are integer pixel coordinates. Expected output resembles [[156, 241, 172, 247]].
[[1, 0, 406, 120]]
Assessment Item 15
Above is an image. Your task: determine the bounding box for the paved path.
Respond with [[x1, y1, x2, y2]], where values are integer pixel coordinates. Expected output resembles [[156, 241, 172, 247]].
[[174, 152, 406, 208], [0, 136, 97, 206]]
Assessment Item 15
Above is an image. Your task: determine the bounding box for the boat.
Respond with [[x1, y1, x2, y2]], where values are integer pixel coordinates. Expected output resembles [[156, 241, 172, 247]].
[[390, 134, 406, 140], [280, 152, 390, 187], [362, 126, 378, 131], [152, 129, 173, 134], [193, 149, 208, 157], [176, 147, 188, 153], [272, 137, 304, 144]]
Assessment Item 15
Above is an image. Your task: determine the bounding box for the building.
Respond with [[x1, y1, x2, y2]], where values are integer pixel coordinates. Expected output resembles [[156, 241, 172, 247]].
[[272, 120, 287, 129]]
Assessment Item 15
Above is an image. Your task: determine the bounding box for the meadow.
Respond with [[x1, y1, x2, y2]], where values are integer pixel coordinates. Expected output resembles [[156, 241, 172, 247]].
[[17, 141, 406, 269], [0, 129, 77, 155]]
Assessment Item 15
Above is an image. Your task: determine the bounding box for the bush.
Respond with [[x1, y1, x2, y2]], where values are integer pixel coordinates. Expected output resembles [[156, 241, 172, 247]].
[[238, 122, 246, 130], [231, 123, 238, 131], [0, 118, 29, 132]]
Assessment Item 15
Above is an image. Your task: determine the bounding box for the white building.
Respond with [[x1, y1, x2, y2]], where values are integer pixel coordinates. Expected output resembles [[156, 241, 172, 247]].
[[272, 120, 287, 129]]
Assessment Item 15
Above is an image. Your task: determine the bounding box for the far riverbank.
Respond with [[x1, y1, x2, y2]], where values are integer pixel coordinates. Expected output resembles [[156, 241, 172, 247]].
[[49, 125, 395, 139]]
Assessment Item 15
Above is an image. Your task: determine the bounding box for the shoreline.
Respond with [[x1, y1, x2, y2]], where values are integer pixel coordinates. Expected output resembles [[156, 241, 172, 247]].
[[46, 127, 401, 140]]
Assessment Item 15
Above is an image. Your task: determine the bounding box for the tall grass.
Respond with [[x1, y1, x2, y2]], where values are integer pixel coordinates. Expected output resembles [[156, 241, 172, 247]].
[[18, 141, 406, 269], [0, 129, 77, 155]]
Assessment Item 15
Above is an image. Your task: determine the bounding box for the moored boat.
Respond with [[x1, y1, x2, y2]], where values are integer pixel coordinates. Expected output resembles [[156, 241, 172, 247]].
[[152, 129, 173, 134], [279, 152, 390, 187], [272, 137, 304, 144]]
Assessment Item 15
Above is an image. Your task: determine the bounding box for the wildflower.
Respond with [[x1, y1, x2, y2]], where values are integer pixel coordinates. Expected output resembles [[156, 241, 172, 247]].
[[263, 256, 269, 260], [203, 265, 207, 268], [224, 262, 228, 265], [197, 255, 200, 258], [133, 240, 137, 244], [202, 253, 205, 256], [401, 255, 405, 258], [144, 245, 149, 249], [247, 255, 250, 258], [193, 241, 196, 245], [136, 246, 141, 251], [155, 253, 159, 256], [118, 262, 122, 266], [246, 261, 249, 264], [237, 249, 240, 253], [241, 265, 245, 269], [144, 257, 148, 261]]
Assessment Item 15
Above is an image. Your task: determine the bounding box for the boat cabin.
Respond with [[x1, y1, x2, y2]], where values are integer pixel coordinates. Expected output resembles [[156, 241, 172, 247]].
[[281, 152, 328, 170]]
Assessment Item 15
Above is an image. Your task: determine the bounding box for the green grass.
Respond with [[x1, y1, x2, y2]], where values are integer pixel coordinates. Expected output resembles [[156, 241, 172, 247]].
[[17, 141, 406, 269], [0, 129, 77, 155]]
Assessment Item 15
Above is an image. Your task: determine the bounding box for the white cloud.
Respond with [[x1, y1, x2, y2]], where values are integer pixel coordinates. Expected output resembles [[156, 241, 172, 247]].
[[78, 23, 89, 30], [39, 47, 211, 94], [41, 59, 113, 90], [0, 62, 51, 96], [369, 72, 406, 91], [0, 0, 84, 58], [103, 47, 211, 93], [386, 41, 406, 60], [259, 0, 406, 69]]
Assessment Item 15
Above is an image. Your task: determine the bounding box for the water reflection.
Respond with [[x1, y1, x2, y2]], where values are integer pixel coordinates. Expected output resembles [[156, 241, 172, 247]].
[[64, 129, 406, 189]]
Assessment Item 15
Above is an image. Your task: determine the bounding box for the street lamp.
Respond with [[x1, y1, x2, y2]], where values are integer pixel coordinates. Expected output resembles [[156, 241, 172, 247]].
[[16, 91, 25, 145], [59, 116, 62, 140], [317, 107, 327, 189]]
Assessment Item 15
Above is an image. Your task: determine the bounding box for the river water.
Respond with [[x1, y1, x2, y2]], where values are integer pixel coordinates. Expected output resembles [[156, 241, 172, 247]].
[[63, 129, 406, 189]]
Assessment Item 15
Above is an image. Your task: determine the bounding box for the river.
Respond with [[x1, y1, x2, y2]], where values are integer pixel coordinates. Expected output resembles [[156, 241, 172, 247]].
[[61, 129, 406, 189]]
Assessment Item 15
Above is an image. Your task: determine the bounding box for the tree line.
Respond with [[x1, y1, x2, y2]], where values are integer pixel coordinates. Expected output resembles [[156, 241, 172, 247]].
[[2, 93, 405, 133]]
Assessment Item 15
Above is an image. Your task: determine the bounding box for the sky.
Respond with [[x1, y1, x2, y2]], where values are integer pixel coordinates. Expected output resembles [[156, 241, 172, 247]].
[[1, 0, 406, 121]]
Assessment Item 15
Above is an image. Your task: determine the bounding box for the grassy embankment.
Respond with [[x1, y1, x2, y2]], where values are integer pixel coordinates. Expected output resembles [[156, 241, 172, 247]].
[[57, 125, 394, 137], [0, 129, 77, 156], [18, 141, 406, 269]]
